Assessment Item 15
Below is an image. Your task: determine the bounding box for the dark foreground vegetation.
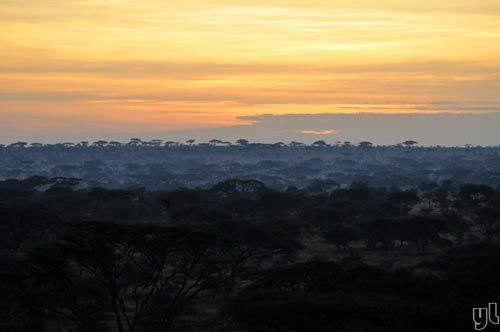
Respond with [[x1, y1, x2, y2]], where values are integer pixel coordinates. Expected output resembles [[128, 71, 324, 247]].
[[2, 175, 500, 331]]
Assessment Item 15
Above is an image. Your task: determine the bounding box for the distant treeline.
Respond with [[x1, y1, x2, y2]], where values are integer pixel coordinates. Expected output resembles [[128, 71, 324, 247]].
[[2, 142, 500, 190], [2, 138, 424, 148]]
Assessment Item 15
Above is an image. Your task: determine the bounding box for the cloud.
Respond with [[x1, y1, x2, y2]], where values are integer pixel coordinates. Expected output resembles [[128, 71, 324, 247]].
[[2, 56, 500, 77], [300, 129, 339, 135]]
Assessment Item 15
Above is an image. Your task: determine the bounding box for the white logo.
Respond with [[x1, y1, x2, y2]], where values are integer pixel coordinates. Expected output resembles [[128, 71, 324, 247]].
[[473, 303, 500, 330]]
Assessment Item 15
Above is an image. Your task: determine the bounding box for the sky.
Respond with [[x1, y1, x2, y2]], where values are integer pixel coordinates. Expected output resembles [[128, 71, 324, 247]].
[[1, 1, 500, 144]]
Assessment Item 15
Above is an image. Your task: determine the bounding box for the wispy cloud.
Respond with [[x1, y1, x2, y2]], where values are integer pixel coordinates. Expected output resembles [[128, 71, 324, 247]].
[[1, 1, 500, 139], [300, 129, 339, 135]]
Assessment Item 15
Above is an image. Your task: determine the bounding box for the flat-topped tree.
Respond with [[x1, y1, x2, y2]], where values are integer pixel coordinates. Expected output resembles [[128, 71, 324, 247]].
[[209, 139, 223, 146], [164, 141, 178, 147], [128, 138, 142, 146], [108, 141, 122, 147], [358, 141, 373, 148], [149, 139, 163, 147], [403, 140, 419, 147], [8, 142, 28, 148], [92, 140, 108, 147], [312, 140, 328, 147], [236, 139, 249, 146]]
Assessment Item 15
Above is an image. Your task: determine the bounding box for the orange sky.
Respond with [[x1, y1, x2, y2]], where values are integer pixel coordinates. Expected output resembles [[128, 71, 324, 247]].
[[1, 0, 500, 138]]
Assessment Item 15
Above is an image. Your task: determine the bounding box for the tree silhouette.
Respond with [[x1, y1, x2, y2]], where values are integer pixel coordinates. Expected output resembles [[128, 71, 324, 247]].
[[403, 140, 419, 147], [8, 142, 28, 148], [127, 138, 142, 146], [209, 139, 223, 146], [164, 141, 178, 147], [92, 140, 108, 147], [236, 139, 249, 146], [149, 139, 163, 147], [28, 222, 235, 332], [358, 141, 373, 148], [108, 141, 122, 147], [312, 140, 328, 147]]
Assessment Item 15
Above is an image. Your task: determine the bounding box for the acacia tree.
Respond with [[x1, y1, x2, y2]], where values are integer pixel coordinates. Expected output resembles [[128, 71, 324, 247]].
[[92, 140, 108, 147], [358, 141, 373, 148], [236, 139, 249, 146], [127, 138, 142, 146], [213, 222, 304, 293], [312, 140, 328, 147], [28, 222, 235, 332], [402, 140, 418, 147], [28, 246, 108, 332]]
